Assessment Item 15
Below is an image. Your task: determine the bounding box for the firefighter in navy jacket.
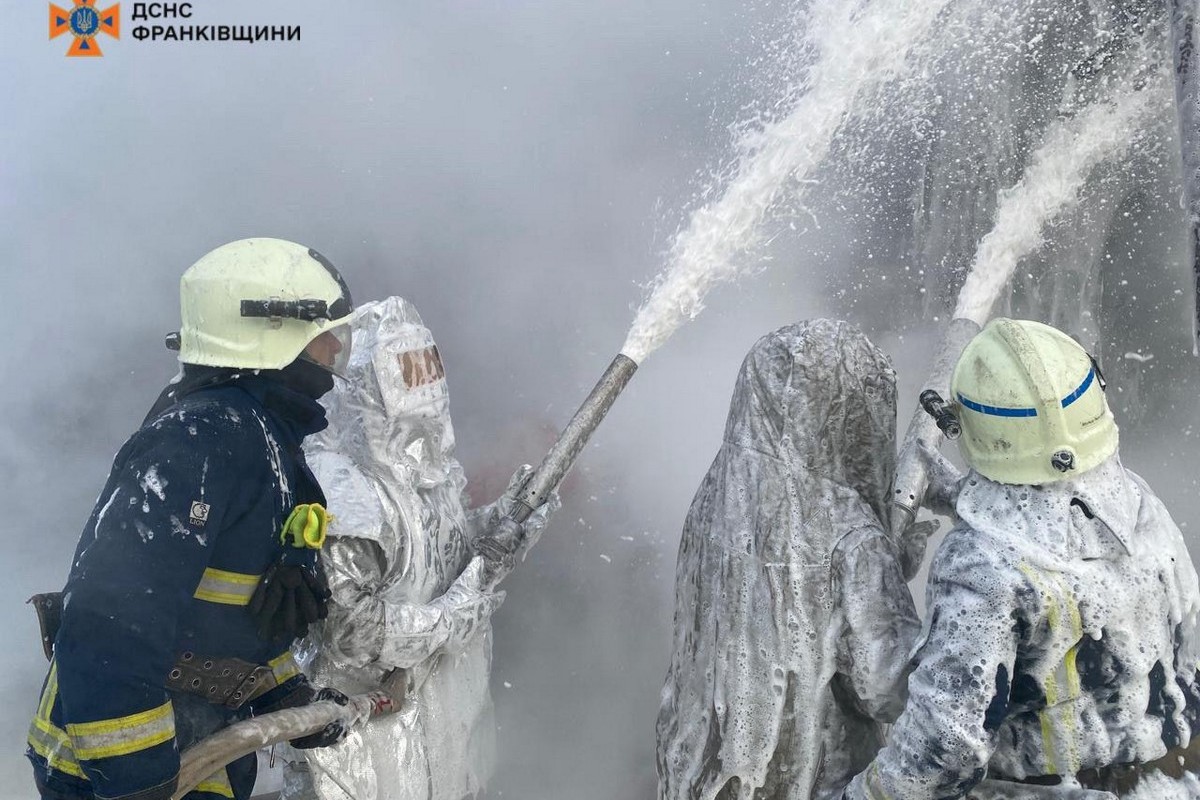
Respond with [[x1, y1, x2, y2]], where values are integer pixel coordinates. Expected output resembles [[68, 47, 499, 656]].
[[28, 238, 356, 800]]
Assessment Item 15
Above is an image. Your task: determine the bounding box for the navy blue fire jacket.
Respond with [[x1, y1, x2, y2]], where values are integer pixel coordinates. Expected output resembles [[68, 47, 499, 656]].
[[28, 374, 328, 800]]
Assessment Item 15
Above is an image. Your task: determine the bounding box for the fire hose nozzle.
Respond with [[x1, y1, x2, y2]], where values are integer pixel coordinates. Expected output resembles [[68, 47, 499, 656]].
[[919, 389, 961, 440], [508, 354, 639, 524]]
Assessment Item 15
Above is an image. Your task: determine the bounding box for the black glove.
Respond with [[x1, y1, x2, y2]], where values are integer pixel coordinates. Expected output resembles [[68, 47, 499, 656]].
[[289, 687, 351, 750], [248, 557, 331, 642]]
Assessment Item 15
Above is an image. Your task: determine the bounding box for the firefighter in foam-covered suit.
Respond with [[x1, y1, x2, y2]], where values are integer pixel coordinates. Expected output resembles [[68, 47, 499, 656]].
[[844, 318, 1200, 800], [280, 296, 558, 800], [656, 320, 923, 800], [27, 238, 357, 800]]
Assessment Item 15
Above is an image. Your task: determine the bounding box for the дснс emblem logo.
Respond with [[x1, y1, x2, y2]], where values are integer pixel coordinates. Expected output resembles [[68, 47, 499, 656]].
[[50, 0, 120, 57]]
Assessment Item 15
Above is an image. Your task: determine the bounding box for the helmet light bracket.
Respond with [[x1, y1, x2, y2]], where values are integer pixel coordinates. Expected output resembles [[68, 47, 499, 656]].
[[1088, 354, 1107, 391], [240, 298, 331, 323], [919, 389, 962, 439]]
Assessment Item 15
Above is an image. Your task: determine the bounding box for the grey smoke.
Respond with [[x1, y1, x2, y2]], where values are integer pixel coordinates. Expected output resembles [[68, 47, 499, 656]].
[[4, 1, 1199, 798]]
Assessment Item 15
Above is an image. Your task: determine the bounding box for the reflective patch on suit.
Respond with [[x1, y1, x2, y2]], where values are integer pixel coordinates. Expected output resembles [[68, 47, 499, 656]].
[[398, 345, 445, 389], [374, 330, 452, 419]]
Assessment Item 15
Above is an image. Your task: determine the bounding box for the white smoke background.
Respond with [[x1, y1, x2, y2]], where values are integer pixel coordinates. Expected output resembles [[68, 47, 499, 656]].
[[3, 0, 1199, 798]]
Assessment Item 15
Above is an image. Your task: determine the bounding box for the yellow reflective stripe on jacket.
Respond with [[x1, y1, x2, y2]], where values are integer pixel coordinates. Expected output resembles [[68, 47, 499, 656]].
[[269, 651, 300, 684], [1019, 563, 1084, 775], [37, 660, 59, 720], [196, 766, 235, 798], [28, 717, 85, 779], [27, 661, 86, 779], [65, 701, 175, 760], [193, 567, 261, 605], [861, 763, 894, 800]]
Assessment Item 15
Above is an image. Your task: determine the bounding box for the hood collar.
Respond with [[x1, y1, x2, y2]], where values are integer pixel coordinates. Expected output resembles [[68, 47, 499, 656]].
[[146, 364, 328, 443], [957, 453, 1137, 555]]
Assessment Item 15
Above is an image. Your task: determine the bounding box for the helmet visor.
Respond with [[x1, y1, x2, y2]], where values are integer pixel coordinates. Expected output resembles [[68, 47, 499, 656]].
[[301, 325, 353, 377]]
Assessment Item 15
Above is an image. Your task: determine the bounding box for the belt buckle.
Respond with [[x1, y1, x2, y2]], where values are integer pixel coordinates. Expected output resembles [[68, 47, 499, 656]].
[[224, 664, 275, 709]]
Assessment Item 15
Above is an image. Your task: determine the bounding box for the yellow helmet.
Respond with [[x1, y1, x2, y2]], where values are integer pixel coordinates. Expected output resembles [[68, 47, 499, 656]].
[[175, 238, 353, 371], [950, 318, 1118, 485]]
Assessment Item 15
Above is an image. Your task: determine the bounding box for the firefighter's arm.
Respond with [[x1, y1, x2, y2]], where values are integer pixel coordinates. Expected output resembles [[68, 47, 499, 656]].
[[53, 412, 241, 800], [833, 526, 922, 722], [844, 532, 1021, 800], [320, 535, 503, 670], [310, 451, 503, 670]]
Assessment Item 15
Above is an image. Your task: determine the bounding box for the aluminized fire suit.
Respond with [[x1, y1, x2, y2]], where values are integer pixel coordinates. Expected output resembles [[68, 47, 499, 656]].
[[656, 320, 922, 800], [845, 455, 1200, 800], [284, 296, 548, 800]]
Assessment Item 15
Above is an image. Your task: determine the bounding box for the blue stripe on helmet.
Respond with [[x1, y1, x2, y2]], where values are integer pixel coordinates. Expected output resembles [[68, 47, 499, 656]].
[[957, 393, 1038, 417], [957, 367, 1095, 419], [1060, 368, 1094, 408]]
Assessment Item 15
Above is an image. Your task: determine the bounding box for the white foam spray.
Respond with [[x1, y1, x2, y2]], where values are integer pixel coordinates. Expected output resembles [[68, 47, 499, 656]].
[[619, 0, 955, 364], [1124, 769, 1200, 800], [953, 66, 1169, 326]]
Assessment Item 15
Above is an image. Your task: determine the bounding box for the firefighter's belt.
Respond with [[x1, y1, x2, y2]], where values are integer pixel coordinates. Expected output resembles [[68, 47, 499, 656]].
[[1016, 731, 1200, 795], [166, 652, 279, 710], [28, 592, 63, 662]]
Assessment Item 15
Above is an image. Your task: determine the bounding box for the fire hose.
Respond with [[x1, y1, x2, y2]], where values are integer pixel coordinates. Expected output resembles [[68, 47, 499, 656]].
[[173, 693, 395, 799], [174, 355, 639, 797]]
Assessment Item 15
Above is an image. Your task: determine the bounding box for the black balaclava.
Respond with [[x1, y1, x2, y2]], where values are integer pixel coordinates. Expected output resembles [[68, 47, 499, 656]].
[[143, 356, 335, 425]]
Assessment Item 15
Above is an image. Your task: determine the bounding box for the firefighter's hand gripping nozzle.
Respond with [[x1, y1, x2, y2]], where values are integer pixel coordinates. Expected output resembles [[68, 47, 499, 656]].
[[919, 389, 961, 440], [476, 354, 638, 588], [473, 517, 527, 567]]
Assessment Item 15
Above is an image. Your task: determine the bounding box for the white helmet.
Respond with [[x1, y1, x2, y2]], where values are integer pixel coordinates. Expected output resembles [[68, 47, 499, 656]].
[[173, 238, 353, 372], [950, 318, 1118, 485]]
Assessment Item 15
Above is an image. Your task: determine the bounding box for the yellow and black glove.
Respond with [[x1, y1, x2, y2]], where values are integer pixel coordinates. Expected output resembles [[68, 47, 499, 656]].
[[249, 503, 333, 642]]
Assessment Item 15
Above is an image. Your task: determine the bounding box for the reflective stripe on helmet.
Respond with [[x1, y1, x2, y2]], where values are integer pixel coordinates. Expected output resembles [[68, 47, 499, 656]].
[[958, 368, 1097, 418], [1060, 367, 1095, 408], [957, 394, 1039, 417]]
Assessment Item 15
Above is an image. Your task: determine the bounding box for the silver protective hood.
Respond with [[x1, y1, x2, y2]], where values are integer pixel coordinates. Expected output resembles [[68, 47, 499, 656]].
[[656, 320, 902, 800], [315, 294, 463, 508], [295, 297, 495, 800]]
